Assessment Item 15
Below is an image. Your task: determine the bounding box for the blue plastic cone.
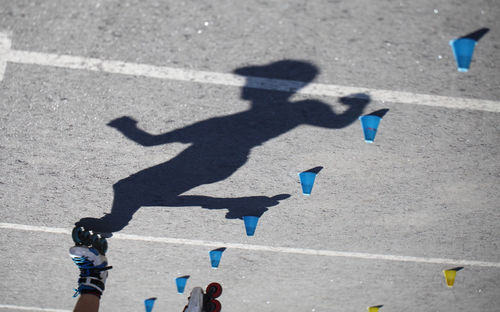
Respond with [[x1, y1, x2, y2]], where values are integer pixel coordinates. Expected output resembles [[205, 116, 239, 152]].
[[298, 172, 317, 195], [175, 276, 189, 294], [243, 216, 259, 236], [359, 115, 381, 143], [144, 298, 156, 312], [450, 38, 477, 72], [209, 249, 224, 268]]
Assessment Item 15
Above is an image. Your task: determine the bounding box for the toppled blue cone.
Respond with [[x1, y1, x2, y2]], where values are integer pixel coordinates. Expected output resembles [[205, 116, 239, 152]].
[[144, 298, 156, 312], [450, 38, 477, 72], [243, 216, 259, 236], [359, 115, 381, 143], [298, 172, 317, 195]]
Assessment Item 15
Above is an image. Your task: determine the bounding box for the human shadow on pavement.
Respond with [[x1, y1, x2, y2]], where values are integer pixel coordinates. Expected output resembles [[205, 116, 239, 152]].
[[76, 60, 370, 234]]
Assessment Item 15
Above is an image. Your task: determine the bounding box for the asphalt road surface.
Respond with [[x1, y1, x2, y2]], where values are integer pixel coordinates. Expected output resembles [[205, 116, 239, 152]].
[[1, 1, 499, 311]]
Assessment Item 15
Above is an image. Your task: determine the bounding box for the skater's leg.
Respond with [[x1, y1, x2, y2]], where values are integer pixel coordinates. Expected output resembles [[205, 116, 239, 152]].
[[69, 245, 112, 311], [183, 283, 223, 312], [183, 287, 204, 312], [76, 178, 143, 233], [73, 294, 100, 312], [70, 227, 112, 312]]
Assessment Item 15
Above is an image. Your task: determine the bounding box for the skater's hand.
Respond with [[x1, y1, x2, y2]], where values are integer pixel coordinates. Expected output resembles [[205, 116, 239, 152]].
[[107, 116, 137, 129], [339, 93, 371, 108]]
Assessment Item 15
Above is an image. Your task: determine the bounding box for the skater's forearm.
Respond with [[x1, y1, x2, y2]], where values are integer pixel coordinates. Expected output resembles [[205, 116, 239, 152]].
[[307, 96, 369, 129], [115, 125, 163, 146], [73, 294, 100, 312], [107, 116, 180, 146]]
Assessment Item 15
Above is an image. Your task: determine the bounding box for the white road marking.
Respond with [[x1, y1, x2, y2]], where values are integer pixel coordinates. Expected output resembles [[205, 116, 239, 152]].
[[0, 304, 70, 312], [0, 32, 498, 112], [1, 222, 499, 268], [0, 32, 12, 81]]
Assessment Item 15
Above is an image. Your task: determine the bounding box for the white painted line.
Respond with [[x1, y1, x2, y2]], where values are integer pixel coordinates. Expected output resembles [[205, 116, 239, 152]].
[[0, 304, 70, 312], [0, 32, 498, 112], [1, 222, 499, 268], [0, 222, 71, 235], [0, 32, 12, 81]]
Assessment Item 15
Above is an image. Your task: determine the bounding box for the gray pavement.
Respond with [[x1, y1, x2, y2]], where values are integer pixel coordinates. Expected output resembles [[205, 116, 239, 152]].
[[1, 1, 499, 311]]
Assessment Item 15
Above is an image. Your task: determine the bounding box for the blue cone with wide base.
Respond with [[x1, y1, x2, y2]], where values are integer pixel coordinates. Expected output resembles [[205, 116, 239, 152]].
[[176, 276, 189, 294], [210, 249, 224, 268], [144, 298, 156, 312], [450, 38, 477, 72], [359, 115, 381, 143], [298, 172, 317, 195], [243, 216, 259, 236]]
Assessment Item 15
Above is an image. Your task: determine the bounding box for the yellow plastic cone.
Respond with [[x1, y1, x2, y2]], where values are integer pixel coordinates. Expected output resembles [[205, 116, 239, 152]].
[[368, 305, 383, 312], [443, 269, 457, 287]]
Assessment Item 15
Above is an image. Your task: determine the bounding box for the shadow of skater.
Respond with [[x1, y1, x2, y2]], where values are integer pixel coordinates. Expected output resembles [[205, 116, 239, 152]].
[[77, 60, 370, 233]]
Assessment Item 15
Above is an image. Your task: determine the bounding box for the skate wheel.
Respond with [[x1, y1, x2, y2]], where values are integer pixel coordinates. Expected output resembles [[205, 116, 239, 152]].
[[72, 227, 83, 244], [88, 234, 107, 255], [96, 237, 108, 255], [205, 299, 221, 312], [206, 283, 222, 298], [90, 233, 99, 245], [72, 227, 91, 245]]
